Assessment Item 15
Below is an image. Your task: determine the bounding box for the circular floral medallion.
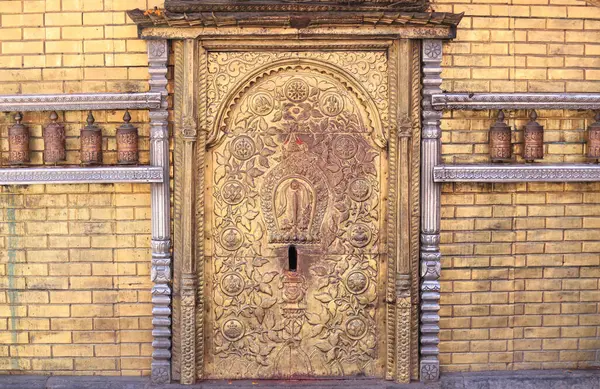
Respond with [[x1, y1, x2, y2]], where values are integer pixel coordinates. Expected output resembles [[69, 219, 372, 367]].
[[345, 316, 368, 340], [348, 178, 372, 202], [319, 92, 344, 117], [284, 79, 310, 103], [421, 363, 439, 381], [423, 41, 442, 59], [220, 272, 245, 297], [333, 135, 358, 160], [221, 180, 245, 205], [250, 92, 274, 116], [222, 318, 245, 341], [349, 223, 371, 248], [220, 227, 244, 251], [345, 270, 369, 295], [231, 135, 256, 160]]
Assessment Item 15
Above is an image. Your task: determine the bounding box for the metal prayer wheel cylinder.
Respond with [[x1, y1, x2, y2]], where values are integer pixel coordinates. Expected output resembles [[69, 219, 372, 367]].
[[489, 110, 511, 162], [587, 112, 600, 160], [523, 110, 544, 161], [80, 111, 103, 165], [43, 111, 66, 163], [116, 111, 139, 165], [8, 112, 30, 165]]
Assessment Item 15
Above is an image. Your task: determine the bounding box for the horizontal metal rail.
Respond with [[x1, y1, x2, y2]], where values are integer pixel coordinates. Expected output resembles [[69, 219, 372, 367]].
[[433, 164, 600, 183], [0, 92, 161, 112], [432, 93, 600, 111], [0, 166, 163, 185]]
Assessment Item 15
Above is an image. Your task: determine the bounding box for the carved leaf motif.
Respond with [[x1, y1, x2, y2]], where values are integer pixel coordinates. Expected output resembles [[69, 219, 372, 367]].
[[258, 283, 273, 296], [326, 348, 337, 362], [241, 218, 251, 231], [315, 292, 333, 303], [311, 324, 326, 338], [252, 257, 268, 267], [315, 342, 333, 352], [261, 296, 277, 309], [214, 258, 224, 274], [215, 306, 224, 320], [253, 224, 264, 241], [335, 260, 349, 275], [259, 156, 270, 168], [245, 209, 259, 220], [248, 168, 265, 178], [214, 292, 224, 306], [310, 265, 329, 277], [258, 118, 268, 132], [262, 271, 279, 283], [317, 277, 330, 290], [255, 306, 265, 324], [214, 166, 226, 185]]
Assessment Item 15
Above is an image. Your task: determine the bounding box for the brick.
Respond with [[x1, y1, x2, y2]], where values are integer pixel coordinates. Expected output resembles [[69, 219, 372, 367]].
[[73, 331, 116, 343], [523, 351, 559, 362], [31, 358, 73, 371], [2, 14, 43, 27], [10, 345, 51, 357], [30, 331, 72, 344], [74, 358, 117, 371], [50, 291, 91, 304], [524, 328, 560, 339], [44, 12, 82, 26]]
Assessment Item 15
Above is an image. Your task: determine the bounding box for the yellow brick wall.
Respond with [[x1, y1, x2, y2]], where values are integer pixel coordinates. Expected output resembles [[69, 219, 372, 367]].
[[434, 0, 600, 93], [435, 0, 600, 373], [0, 184, 153, 375], [440, 182, 600, 371], [0, 0, 161, 376], [0, 0, 161, 94]]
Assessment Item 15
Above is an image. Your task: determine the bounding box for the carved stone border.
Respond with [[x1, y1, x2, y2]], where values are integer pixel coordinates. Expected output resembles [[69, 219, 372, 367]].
[[420, 39, 442, 383], [433, 164, 600, 182], [0, 166, 162, 185], [0, 92, 161, 112], [431, 93, 600, 110], [148, 39, 172, 385]]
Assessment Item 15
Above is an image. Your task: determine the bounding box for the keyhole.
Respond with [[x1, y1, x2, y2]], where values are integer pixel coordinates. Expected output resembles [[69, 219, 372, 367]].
[[288, 245, 297, 272]]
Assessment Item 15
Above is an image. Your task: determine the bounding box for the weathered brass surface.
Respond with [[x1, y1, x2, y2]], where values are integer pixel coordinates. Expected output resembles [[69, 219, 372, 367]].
[[204, 58, 387, 379], [170, 38, 421, 384]]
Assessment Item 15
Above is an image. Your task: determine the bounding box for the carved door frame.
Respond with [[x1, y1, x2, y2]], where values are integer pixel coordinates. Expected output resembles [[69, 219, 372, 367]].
[[170, 37, 424, 384]]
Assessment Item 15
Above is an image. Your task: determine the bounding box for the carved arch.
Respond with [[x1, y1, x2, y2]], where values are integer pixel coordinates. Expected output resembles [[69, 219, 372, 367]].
[[206, 59, 387, 149]]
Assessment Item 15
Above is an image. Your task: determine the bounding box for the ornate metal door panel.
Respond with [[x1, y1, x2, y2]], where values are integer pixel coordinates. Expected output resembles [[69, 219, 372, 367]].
[[204, 55, 388, 379]]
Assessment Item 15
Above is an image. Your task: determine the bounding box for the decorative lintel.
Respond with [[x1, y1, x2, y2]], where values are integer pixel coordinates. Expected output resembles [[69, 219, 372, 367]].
[[0, 166, 163, 185], [0, 92, 162, 112], [431, 93, 600, 111], [433, 164, 600, 183]]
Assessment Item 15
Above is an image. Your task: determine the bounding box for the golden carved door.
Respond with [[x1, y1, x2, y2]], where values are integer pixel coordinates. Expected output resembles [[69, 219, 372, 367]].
[[203, 53, 389, 379]]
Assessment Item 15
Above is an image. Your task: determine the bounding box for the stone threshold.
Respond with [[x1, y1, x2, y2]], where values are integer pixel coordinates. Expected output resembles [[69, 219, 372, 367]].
[[1, 370, 599, 389]]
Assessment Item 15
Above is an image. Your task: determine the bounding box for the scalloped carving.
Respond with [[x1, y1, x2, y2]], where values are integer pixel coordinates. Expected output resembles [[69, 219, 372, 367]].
[[208, 59, 386, 149]]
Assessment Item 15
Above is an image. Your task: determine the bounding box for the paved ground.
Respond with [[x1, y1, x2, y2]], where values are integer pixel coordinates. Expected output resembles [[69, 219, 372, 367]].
[[0, 370, 599, 389]]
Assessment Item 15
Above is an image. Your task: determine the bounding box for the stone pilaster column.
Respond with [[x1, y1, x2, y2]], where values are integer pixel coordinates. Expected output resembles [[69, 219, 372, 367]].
[[420, 39, 443, 382], [148, 39, 172, 385]]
